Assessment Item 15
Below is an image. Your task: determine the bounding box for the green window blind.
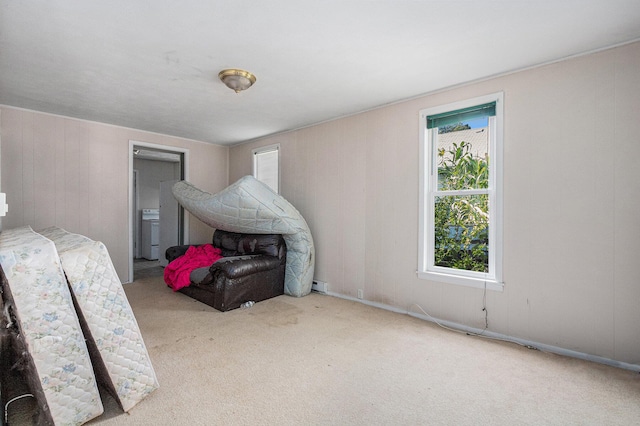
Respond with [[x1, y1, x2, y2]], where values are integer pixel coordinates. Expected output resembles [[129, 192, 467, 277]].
[[426, 102, 496, 129]]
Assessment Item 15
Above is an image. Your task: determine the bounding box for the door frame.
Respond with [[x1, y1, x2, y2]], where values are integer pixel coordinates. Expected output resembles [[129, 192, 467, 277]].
[[133, 169, 140, 258], [128, 140, 190, 283]]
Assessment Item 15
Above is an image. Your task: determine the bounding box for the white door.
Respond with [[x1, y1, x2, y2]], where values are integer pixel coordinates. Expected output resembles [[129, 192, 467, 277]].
[[159, 180, 180, 266]]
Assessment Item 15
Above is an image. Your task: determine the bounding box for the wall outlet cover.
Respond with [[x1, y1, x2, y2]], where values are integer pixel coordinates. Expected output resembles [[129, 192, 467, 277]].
[[312, 280, 328, 293]]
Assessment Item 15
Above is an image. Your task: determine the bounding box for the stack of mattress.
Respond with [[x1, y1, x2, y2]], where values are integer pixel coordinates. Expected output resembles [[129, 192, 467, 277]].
[[0, 226, 103, 425], [0, 225, 159, 424]]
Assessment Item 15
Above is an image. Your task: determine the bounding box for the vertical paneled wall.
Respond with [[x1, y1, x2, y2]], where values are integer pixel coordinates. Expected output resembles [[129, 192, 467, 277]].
[[230, 42, 640, 365], [0, 107, 228, 281]]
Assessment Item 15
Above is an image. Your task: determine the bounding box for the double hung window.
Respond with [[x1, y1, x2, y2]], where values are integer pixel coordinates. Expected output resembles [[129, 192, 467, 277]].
[[418, 93, 503, 290]]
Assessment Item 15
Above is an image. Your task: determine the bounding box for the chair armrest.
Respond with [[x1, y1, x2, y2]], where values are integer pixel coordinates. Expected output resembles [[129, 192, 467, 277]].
[[165, 245, 194, 263], [210, 255, 282, 279]]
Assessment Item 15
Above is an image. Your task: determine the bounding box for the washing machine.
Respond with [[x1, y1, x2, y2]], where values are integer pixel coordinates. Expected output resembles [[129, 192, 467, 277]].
[[141, 208, 160, 260]]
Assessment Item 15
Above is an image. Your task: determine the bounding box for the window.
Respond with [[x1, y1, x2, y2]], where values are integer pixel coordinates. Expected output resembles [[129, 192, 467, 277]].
[[253, 144, 280, 193], [418, 93, 503, 290]]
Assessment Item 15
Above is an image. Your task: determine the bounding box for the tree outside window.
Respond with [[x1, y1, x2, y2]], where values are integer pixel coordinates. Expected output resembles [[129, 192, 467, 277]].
[[434, 136, 489, 272]]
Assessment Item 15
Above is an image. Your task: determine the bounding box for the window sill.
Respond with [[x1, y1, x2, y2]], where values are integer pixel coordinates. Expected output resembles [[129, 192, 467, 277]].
[[417, 270, 503, 291]]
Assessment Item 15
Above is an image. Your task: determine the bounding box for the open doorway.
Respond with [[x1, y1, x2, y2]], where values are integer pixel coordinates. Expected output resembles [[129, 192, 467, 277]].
[[128, 141, 189, 283]]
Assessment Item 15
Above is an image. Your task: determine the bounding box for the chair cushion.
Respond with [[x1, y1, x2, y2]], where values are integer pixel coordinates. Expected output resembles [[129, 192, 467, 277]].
[[189, 267, 213, 286]]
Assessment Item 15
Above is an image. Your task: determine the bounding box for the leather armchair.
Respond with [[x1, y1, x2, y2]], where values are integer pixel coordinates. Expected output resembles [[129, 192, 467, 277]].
[[166, 230, 286, 312]]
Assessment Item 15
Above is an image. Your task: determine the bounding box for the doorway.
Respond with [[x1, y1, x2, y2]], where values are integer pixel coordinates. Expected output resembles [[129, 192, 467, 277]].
[[129, 141, 189, 283]]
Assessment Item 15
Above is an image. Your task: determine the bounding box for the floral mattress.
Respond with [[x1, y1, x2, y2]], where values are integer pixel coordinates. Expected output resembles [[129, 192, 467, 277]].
[[39, 226, 159, 412], [0, 226, 103, 425]]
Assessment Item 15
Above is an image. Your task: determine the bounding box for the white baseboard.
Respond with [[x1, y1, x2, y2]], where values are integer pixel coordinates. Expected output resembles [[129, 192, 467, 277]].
[[323, 291, 640, 373]]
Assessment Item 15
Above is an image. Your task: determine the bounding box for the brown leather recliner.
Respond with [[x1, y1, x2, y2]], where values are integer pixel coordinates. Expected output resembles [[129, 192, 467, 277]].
[[165, 229, 286, 312]]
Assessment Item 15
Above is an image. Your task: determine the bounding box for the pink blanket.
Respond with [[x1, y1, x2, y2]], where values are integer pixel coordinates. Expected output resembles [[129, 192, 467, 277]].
[[164, 244, 223, 291]]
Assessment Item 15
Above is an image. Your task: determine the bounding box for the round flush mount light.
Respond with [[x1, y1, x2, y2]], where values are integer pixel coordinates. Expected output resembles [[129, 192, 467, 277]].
[[218, 68, 256, 93]]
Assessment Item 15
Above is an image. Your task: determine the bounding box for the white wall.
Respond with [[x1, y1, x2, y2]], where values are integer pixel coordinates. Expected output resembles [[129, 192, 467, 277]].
[[229, 42, 640, 366], [134, 158, 180, 211], [0, 106, 229, 281]]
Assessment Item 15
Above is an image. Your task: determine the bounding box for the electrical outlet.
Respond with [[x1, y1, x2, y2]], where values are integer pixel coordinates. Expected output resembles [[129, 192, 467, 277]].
[[312, 280, 328, 293], [357, 289, 363, 299]]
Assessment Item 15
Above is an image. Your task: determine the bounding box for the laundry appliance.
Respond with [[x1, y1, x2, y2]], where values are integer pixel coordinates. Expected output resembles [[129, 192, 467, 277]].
[[141, 208, 160, 260]]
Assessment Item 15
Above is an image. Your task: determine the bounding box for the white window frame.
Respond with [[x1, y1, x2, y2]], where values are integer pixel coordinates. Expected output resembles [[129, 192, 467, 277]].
[[252, 144, 280, 193], [418, 92, 504, 291]]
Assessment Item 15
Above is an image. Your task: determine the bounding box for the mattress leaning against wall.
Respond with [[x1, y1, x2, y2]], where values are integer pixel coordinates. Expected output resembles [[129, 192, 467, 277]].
[[1, 264, 55, 425], [38, 226, 159, 412], [0, 226, 104, 425]]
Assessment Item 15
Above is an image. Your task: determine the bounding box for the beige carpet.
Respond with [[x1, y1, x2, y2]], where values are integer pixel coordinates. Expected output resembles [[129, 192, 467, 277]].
[[78, 276, 639, 425]]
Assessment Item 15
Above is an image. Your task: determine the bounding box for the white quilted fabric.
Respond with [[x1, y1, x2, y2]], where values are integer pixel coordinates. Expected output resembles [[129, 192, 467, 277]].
[[38, 226, 159, 412], [0, 226, 103, 425], [172, 176, 315, 297]]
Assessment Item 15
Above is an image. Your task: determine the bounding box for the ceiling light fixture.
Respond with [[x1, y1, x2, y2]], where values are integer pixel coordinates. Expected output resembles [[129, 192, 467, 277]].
[[218, 69, 256, 93]]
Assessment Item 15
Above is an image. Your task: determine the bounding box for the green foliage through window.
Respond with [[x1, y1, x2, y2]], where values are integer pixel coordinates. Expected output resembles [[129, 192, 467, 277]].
[[434, 141, 489, 272]]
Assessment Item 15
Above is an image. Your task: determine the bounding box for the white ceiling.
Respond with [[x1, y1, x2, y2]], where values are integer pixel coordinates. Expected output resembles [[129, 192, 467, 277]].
[[1, 1, 639, 146]]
